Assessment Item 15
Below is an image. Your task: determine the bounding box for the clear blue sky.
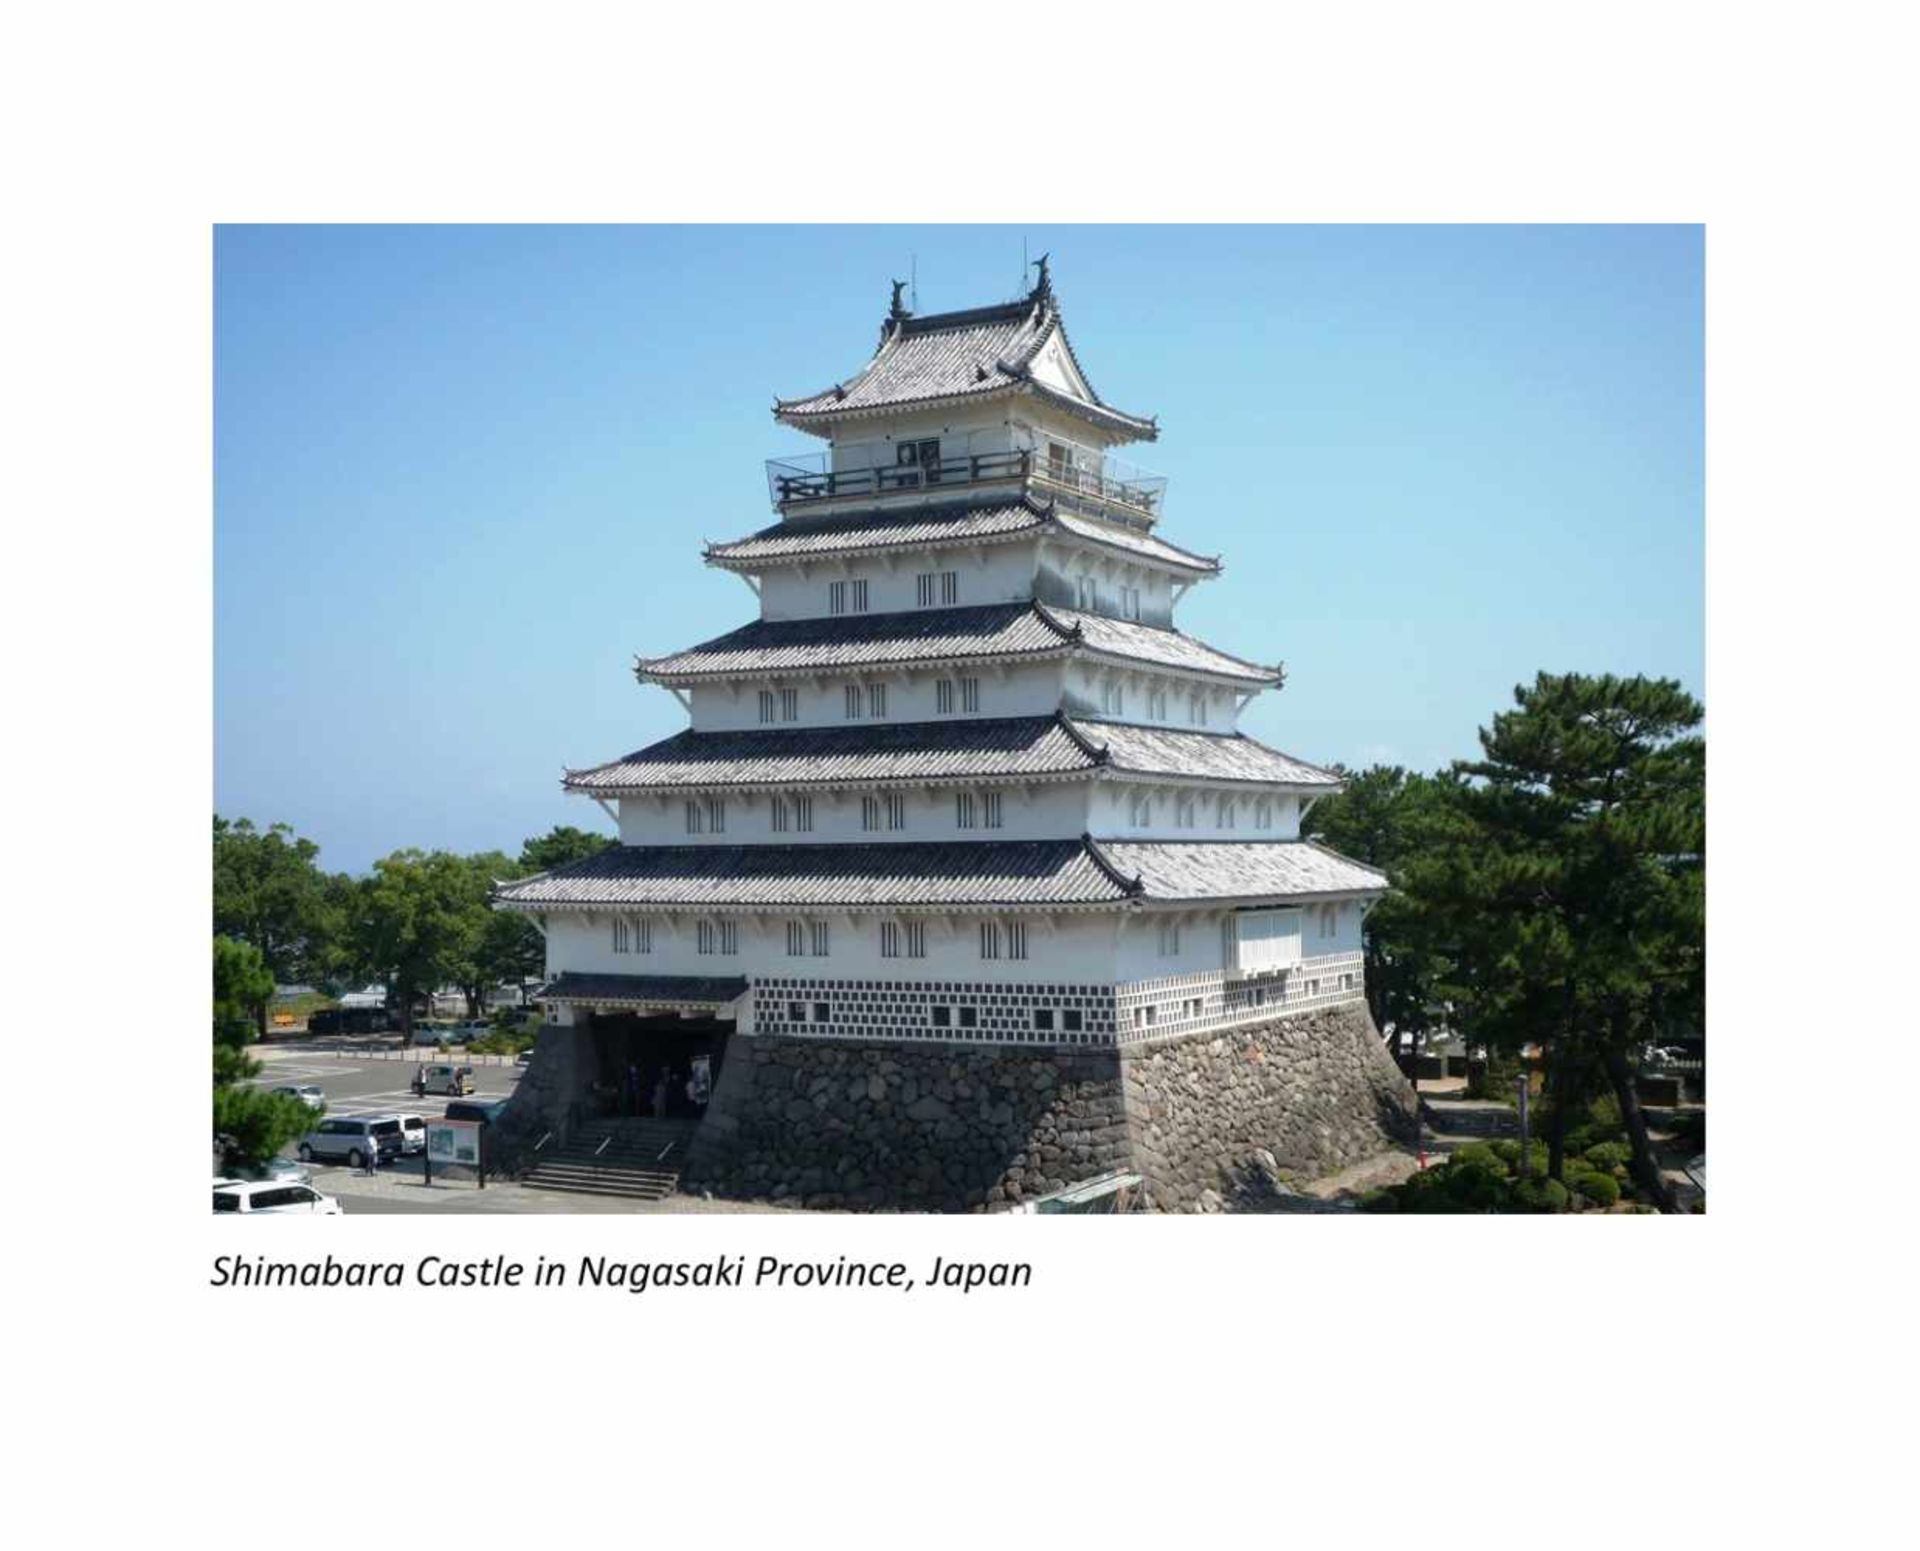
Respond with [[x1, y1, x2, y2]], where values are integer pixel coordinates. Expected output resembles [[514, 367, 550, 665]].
[[214, 225, 1702, 875]]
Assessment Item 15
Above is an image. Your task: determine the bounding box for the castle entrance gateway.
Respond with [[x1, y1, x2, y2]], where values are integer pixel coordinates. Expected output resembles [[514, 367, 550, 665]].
[[536, 972, 746, 1121]]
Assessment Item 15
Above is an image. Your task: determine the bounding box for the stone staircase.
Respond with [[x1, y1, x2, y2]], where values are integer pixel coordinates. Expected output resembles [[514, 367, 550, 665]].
[[523, 1117, 700, 1202]]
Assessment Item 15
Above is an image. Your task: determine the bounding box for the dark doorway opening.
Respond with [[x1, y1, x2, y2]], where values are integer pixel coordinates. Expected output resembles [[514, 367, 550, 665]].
[[588, 1011, 732, 1121]]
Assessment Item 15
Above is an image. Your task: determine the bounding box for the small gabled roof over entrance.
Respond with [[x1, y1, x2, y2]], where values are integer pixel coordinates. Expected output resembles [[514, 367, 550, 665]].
[[773, 267, 1158, 444], [537, 972, 748, 1009]]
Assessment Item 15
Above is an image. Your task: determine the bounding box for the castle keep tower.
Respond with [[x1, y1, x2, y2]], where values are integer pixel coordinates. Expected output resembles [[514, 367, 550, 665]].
[[495, 266, 1414, 1209]]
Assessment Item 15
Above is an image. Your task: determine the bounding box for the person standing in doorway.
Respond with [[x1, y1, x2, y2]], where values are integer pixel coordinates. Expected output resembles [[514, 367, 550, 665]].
[[651, 1069, 669, 1120]]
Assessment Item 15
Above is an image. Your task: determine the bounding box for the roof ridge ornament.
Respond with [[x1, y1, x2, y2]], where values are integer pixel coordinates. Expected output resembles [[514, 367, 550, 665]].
[[889, 278, 911, 321], [1029, 252, 1052, 304]]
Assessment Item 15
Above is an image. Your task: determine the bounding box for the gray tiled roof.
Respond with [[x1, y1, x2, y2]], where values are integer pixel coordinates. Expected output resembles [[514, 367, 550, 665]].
[[707, 503, 1044, 564], [1099, 841, 1388, 901], [537, 972, 747, 1006], [638, 603, 1064, 680], [1072, 720, 1342, 787], [1047, 509, 1221, 572], [638, 603, 1278, 685], [493, 840, 1136, 911], [565, 717, 1095, 792], [493, 838, 1383, 912], [1050, 608, 1280, 683], [704, 499, 1219, 575], [774, 295, 1155, 440]]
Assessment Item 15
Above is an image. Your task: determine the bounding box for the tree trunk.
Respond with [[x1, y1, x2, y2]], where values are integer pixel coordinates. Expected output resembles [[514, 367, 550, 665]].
[[1603, 1044, 1677, 1212], [1545, 1044, 1570, 1183]]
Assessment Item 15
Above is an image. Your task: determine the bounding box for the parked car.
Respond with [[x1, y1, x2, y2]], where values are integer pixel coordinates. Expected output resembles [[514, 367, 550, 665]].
[[445, 1098, 509, 1127], [271, 1084, 326, 1110], [216, 1156, 313, 1186], [298, 1115, 404, 1169], [413, 1063, 475, 1097], [410, 1022, 454, 1047], [514, 1047, 535, 1067], [213, 1181, 343, 1215], [395, 1115, 428, 1155]]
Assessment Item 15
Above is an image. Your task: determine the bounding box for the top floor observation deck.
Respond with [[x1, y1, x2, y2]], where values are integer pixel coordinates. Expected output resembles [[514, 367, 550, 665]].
[[764, 443, 1169, 529]]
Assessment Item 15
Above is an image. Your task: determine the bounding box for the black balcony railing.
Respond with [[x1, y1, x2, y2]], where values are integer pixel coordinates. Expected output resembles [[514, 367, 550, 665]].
[[765, 447, 1168, 522]]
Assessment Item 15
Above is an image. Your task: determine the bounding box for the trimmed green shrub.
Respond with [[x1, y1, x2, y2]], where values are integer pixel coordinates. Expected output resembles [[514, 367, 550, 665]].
[[1453, 1142, 1509, 1175], [1583, 1141, 1630, 1171], [1511, 1176, 1571, 1213], [1359, 1188, 1399, 1213], [1571, 1170, 1620, 1208]]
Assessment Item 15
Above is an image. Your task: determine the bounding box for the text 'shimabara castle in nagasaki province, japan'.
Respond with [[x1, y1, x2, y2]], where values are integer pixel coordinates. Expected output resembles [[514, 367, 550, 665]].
[[492, 263, 1418, 1211]]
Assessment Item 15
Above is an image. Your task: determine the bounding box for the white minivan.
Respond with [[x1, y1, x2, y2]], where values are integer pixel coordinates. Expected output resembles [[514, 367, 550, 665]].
[[299, 1116, 403, 1169], [213, 1181, 343, 1214]]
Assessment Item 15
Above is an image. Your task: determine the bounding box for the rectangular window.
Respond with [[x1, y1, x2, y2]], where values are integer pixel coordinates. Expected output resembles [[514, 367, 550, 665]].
[[698, 919, 736, 956], [955, 792, 976, 829], [935, 678, 954, 714], [684, 800, 705, 835], [940, 570, 958, 605], [1341, 972, 1355, 992], [1006, 921, 1028, 959], [772, 796, 790, 833], [1149, 688, 1168, 719], [706, 796, 725, 834], [829, 581, 847, 615], [1122, 586, 1142, 620], [931, 1004, 952, 1028], [1034, 1008, 1055, 1032], [982, 792, 1003, 829], [1101, 680, 1124, 715], [862, 795, 882, 831], [958, 1006, 978, 1029], [636, 919, 652, 954], [1130, 792, 1151, 827], [959, 676, 979, 712], [758, 690, 775, 724], [1189, 693, 1208, 727], [1063, 1009, 1083, 1033], [812, 1001, 830, 1023], [792, 794, 813, 831], [917, 572, 936, 607], [613, 918, 631, 954], [904, 919, 925, 958], [780, 688, 798, 722], [845, 684, 863, 719], [809, 919, 830, 956], [1219, 797, 1235, 830], [697, 919, 715, 955], [885, 792, 906, 830], [1076, 575, 1097, 611], [880, 921, 901, 958], [979, 921, 1001, 959], [867, 683, 887, 719], [786, 921, 805, 956], [788, 1001, 806, 1024], [721, 920, 737, 955], [851, 578, 869, 612]]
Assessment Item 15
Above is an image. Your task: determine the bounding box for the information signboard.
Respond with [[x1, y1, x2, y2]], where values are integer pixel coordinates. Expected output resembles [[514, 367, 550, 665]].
[[427, 1117, 481, 1167]]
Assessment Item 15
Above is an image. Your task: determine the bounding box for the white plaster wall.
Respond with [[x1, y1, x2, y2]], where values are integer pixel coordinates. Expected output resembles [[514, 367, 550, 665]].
[[543, 908, 1126, 984], [617, 778, 1092, 846], [1061, 661, 1246, 731], [758, 543, 1038, 621], [688, 660, 1069, 731], [1302, 897, 1364, 957], [1089, 784, 1301, 840], [1034, 546, 1176, 628], [828, 409, 1014, 476]]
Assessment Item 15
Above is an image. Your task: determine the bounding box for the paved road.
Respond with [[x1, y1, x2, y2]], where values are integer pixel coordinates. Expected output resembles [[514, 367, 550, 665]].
[[248, 1044, 522, 1123]]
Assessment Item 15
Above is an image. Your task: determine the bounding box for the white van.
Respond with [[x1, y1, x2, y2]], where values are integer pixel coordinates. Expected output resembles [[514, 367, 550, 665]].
[[213, 1181, 343, 1215]]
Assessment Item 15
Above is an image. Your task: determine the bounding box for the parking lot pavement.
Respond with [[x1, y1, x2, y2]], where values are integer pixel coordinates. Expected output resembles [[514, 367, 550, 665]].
[[311, 1156, 778, 1214], [249, 1045, 521, 1119]]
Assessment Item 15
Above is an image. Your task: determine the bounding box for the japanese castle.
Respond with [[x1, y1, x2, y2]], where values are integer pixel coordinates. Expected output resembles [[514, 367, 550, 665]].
[[496, 263, 1386, 1076]]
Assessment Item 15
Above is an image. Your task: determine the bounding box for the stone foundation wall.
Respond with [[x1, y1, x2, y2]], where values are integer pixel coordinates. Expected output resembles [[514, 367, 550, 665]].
[[489, 1023, 597, 1168], [682, 1036, 1132, 1211], [682, 1001, 1416, 1212], [1121, 1001, 1418, 1212]]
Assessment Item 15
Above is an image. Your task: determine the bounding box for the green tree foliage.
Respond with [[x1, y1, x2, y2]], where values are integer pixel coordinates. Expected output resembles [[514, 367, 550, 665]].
[[518, 824, 616, 873], [1418, 672, 1704, 1207], [1302, 766, 1464, 1062], [352, 849, 486, 1036], [213, 816, 334, 1024], [211, 936, 315, 1171]]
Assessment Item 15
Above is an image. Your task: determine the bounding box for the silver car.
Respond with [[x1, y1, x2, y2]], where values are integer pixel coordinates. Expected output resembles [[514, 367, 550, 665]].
[[272, 1084, 327, 1109]]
